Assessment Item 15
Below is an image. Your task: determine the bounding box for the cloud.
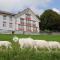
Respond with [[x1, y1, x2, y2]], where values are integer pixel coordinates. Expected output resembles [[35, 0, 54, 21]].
[[52, 8, 60, 14], [30, 7, 44, 16], [0, 0, 52, 15]]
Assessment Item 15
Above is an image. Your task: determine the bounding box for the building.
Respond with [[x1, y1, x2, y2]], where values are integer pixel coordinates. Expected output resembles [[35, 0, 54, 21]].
[[0, 8, 40, 34]]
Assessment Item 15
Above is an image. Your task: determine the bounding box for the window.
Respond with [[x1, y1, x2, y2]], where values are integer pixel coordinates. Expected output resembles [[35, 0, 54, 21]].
[[26, 20, 31, 26], [18, 24, 21, 28], [3, 22, 6, 27], [26, 20, 31, 24], [26, 26, 31, 31], [20, 19, 24, 23], [20, 18, 24, 20], [18, 24, 24, 29], [9, 16, 12, 21], [18, 24, 24, 30], [26, 14, 31, 20], [9, 23, 12, 28], [3, 15, 6, 20], [33, 21, 36, 27], [26, 14, 31, 16], [33, 27, 37, 32], [20, 18, 24, 25]]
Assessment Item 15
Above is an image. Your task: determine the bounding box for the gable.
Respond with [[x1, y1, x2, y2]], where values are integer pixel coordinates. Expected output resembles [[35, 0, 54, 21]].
[[15, 8, 40, 22]]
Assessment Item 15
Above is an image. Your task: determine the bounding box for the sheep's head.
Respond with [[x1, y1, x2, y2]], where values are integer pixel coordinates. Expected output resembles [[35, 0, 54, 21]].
[[13, 36, 19, 42]]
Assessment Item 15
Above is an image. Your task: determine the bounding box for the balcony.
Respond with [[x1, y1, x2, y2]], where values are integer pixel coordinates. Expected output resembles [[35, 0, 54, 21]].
[[33, 24, 36, 27], [16, 22, 24, 25], [20, 22, 24, 25], [16, 28, 24, 31], [26, 23, 31, 26], [26, 29, 32, 32], [26, 18, 31, 21]]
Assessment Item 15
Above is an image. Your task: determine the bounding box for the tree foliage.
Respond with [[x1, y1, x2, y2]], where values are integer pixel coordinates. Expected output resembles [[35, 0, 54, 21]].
[[39, 9, 60, 32]]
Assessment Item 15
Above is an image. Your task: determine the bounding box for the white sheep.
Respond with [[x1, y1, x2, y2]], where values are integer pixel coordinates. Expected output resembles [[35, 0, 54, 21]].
[[33, 40, 49, 49], [0, 41, 12, 48], [12, 36, 60, 50], [13, 36, 19, 42], [19, 38, 34, 48], [48, 41, 60, 49]]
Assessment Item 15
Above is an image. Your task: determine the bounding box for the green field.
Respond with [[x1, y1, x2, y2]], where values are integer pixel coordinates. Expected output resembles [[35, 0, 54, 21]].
[[0, 43, 60, 60], [0, 34, 60, 42], [0, 34, 60, 60]]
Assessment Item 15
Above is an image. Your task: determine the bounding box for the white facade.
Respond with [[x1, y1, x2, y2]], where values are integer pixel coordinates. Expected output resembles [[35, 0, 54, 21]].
[[0, 8, 40, 34]]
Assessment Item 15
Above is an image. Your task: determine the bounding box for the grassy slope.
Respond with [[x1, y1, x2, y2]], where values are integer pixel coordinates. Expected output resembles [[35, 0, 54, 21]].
[[0, 34, 60, 41]]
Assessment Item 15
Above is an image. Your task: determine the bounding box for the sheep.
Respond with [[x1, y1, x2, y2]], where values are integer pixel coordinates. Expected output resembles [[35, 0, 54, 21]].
[[12, 36, 60, 50], [13, 37, 49, 49], [48, 41, 60, 49], [19, 38, 34, 48], [13, 36, 48, 49], [33, 40, 49, 50], [0, 41, 12, 48], [13, 36, 19, 42]]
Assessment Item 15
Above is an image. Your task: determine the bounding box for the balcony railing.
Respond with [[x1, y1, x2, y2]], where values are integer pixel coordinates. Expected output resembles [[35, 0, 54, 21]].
[[33, 24, 36, 27], [26, 29, 32, 32], [16, 22, 24, 25], [16, 22, 37, 28], [16, 28, 24, 31], [20, 22, 24, 25], [26, 18, 31, 20], [26, 23, 31, 26]]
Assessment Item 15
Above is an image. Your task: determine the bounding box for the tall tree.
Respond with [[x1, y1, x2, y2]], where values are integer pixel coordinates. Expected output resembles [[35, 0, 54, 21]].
[[40, 9, 60, 32]]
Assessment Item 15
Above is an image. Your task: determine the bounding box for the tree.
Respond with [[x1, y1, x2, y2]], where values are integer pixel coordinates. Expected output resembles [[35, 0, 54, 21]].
[[36, 15, 41, 30], [40, 9, 60, 32]]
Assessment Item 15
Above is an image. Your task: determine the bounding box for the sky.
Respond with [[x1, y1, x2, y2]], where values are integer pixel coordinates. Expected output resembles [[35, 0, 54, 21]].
[[0, 0, 60, 15]]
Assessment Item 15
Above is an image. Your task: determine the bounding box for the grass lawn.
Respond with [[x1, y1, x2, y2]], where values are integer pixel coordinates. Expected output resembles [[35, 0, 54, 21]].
[[0, 34, 60, 42], [0, 44, 60, 60], [0, 34, 60, 60]]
